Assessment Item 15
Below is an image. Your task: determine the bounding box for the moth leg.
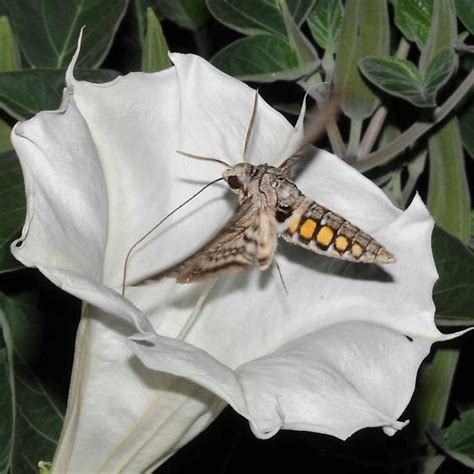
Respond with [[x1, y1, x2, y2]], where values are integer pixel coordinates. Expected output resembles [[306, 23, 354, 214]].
[[275, 260, 288, 294]]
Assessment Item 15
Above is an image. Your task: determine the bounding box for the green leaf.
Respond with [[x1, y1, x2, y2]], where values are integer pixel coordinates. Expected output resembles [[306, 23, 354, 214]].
[[424, 47, 458, 100], [0, 151, 25, 273], [0, 15, 20, 153], [273, 101, 301, 116], [0, 68, 119, 120], [424, 0, 470, 243], [419, 0, 457, 73], [157, 0, 209, 31], [393, 0, 433, 50], [359, 57, 428, 106], [211, 34, 317, 82], [307, 0, 343, 51], [359, 47, 457, 107], [206, 0, 315, 38], [0, 293, 64, 472], [412, 3, 469, 467], [428, 118, 471, 243], [459, 94, 474, 158], [142, 7, 172, 72], [334, 0, 390, 120], [279, 0, 318, 66], [428, 410, 474, 469], [433, 225, 474, 326], [2, 0, 128, 68], [0, 16, 20, 71], [408, 347, 460, 447], [0, 120, 10, 153], [286, 0, 315, 25], [455, 0, 474, 34]]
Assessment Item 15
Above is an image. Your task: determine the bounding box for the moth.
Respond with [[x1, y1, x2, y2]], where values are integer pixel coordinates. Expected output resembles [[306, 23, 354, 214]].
[[126, 91, 394, 289]]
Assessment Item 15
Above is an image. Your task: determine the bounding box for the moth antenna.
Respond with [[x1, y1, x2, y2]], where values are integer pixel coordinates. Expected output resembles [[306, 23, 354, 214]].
[[177, 150, 231, 168], [121, 176, 224, 295], [275, 260, 288, 295], [243, 89, 259, 163]]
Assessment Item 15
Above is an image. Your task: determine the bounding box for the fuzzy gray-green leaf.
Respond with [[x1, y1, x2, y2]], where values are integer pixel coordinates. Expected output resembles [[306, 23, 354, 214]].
[[2, 0, 128, 68], [433, 225, 474, 326], [211, 34, 317, 82], [0, 293, 64, 473], [424, 47, 458, 102], [206, 0, 314, 38], [0, 69, 119, 121], [424, 0, 470, 244], [428, 119, 471, 243], [157, 0, 209, 31], [360, 47, 457, 108], [455, 0, 474, 34], [307, 0, 343, 51], [142, 8, 172, 73], [0, 16, 20, 153], [428, 410, 474, 468], [359, 57, 431, 106], [459, 95, 474, 158], [393, 0, 433, 50], [279, 0, 318, 66], [334, 0, 389, 120], [0, 16, 20, 71], [0, 151, 25, 273]]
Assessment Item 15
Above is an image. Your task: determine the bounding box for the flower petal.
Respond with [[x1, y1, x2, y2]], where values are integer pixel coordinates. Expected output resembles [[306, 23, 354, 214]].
[[10, 48, 229, 471], [129, 319, 431, 440], [170, 53, 302, 166], [11, 100, 107, 280], [52, 306, 225, 472]]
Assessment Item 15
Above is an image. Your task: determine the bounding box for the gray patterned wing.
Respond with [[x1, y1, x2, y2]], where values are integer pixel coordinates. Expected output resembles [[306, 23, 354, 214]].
[[130, 199, 278, 285]]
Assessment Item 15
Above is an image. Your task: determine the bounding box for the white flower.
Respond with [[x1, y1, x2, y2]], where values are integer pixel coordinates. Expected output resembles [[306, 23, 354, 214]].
[[10, 38, 464, 472]]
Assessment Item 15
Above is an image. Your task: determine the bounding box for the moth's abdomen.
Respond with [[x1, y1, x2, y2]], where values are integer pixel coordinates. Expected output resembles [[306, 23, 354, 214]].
[[283, 200, 395, 264]]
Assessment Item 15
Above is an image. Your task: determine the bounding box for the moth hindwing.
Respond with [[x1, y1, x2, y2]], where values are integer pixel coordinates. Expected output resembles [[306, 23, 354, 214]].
[[128, 90, 394, 287]]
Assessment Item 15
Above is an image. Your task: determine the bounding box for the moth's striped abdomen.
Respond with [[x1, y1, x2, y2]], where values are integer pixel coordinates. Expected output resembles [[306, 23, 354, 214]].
[[283, 200, 395, 264]]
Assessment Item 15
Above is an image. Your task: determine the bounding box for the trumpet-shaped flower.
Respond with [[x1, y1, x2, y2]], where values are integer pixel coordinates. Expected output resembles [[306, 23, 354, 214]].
[[10, 39, 464, 472]]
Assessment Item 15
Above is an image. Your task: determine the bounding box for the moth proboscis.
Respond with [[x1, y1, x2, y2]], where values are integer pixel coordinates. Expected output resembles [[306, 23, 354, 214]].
[[122, 90, 395, 294]]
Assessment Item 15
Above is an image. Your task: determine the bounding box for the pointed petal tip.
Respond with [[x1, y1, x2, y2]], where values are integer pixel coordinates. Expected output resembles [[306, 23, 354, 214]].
[[65, 26, 85, 88]]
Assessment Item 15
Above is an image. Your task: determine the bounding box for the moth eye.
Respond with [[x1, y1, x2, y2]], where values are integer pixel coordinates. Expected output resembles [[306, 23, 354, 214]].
[[227, 175, 241, 189]]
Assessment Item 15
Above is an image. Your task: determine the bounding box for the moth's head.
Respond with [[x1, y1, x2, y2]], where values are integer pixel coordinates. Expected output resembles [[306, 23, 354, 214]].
[[222, 163, 256, 194]]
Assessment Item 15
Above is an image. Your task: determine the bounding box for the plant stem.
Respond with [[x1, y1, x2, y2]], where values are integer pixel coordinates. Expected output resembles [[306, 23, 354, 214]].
[[358, 38, 411, 158], [355, 70, 474, 172], [358, 107, 387, 158], [346, 119, 362, 160], [327, 119, 346, 157]]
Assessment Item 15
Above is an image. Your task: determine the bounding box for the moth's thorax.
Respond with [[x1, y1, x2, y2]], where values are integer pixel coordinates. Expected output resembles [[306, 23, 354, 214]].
[[223, 163, 303, 209]]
